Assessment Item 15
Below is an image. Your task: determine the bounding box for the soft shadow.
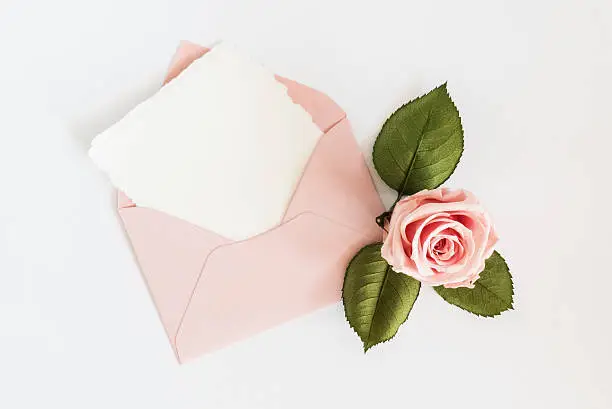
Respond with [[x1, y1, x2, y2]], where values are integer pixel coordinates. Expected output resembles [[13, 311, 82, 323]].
[[357, 80, 426, 208], [68, 76, 163, 152]]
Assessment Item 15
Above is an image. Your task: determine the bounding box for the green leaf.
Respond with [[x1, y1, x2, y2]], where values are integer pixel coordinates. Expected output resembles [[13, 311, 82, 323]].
[[434, 251, 514, 317], [372, 83, 464, 196], [342, 243, 421, 351]]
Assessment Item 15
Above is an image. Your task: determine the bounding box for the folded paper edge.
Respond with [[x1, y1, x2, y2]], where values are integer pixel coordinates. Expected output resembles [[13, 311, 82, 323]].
[[172, 211, 378, 363], [114, 41, 367, 363]]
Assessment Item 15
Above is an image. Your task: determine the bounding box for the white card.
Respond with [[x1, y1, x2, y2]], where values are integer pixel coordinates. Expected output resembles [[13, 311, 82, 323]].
[[89, 43, 322, 240]]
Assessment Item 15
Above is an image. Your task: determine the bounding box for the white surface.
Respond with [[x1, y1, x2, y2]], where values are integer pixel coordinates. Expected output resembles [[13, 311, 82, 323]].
[[0, 0, 611, 408], [90, 43, 321, 240]]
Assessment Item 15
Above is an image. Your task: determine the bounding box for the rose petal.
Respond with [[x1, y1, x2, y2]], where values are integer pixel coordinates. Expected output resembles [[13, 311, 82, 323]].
[[380, 188, 497, 288]]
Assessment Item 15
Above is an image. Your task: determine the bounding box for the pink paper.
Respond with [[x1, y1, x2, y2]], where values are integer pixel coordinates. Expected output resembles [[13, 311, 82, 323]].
[[118, 42, 384, 362]]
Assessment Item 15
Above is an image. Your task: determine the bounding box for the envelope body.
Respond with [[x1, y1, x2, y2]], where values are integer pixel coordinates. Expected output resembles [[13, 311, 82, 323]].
[[118, 42, 384, 363]]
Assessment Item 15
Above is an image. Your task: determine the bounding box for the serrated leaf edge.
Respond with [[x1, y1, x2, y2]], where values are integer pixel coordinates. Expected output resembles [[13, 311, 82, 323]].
[[372, 82, 465, 196], [341, 244, 421, 352], [362, 277, 420, 353], [434, 252, 514, 318]]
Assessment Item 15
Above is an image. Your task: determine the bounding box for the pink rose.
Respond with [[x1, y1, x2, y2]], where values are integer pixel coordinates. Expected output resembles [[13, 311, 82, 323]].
[[380, 188, 498, 289]]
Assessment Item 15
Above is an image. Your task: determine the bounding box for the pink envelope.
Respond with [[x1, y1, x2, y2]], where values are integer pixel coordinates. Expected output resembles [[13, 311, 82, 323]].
[[117, 41, 384, 363]]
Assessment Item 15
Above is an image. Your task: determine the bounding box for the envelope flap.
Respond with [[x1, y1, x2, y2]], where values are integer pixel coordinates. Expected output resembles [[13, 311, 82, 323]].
[[283, 118, 385, 235], [276, 77, 345, 133], [117, 191, 134, 208], [112, 42, 384, 362], [174, 212, 372, 361], [119, 206, 230, 339]]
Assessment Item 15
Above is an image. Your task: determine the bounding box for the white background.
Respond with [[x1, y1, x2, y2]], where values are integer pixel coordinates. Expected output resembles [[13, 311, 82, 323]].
[[1, 0, 611, 408]]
